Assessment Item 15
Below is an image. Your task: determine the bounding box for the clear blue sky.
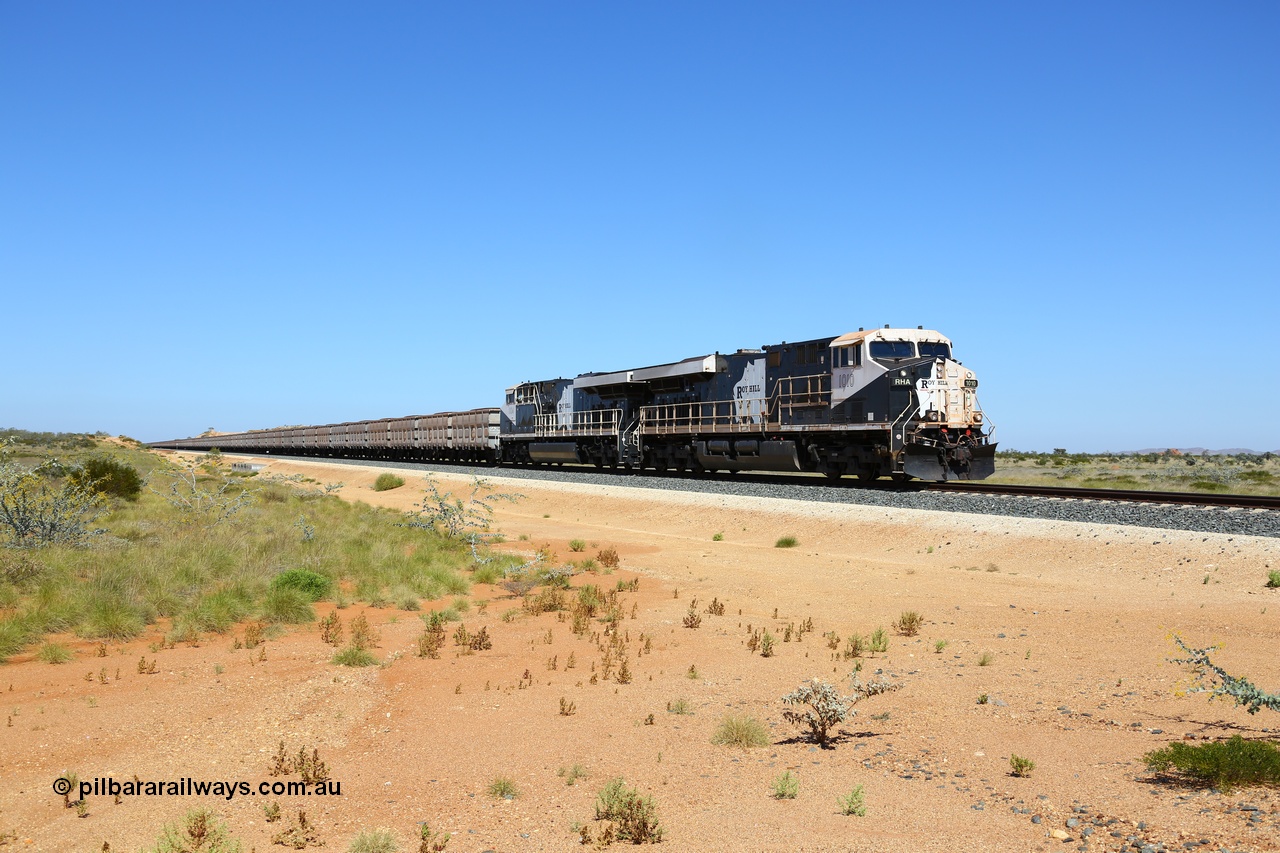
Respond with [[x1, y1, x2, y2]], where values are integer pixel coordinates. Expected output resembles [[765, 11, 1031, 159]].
[[3, 3, 1277, 452]]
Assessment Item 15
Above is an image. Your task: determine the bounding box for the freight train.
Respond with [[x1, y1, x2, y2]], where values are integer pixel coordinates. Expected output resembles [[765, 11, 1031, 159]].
[[151, 326, 996, 481]]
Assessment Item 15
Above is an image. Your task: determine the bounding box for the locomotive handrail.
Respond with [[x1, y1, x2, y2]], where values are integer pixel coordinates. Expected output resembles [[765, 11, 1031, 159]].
[[639, 399, 770, 435], [533, 408, 622, 437], [773, 373, 830, 417]]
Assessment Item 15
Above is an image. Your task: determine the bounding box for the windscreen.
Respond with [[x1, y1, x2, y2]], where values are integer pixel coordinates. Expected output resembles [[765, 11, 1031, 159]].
[[917, 342, 951, 359], [869, 341, 915, 360]]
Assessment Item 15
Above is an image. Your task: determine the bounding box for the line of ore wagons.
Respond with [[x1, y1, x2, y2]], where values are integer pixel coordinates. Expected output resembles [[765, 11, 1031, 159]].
[[184, 411, 501, 463]]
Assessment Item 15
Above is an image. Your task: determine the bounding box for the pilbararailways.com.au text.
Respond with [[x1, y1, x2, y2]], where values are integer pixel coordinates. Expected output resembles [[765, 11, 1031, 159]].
[[54, 776, 342, 801]]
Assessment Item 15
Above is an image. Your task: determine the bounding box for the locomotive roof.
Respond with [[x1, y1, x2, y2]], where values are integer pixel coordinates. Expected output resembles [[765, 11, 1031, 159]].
[[829, 327, 950, 347], [574, 353, 725, 389]]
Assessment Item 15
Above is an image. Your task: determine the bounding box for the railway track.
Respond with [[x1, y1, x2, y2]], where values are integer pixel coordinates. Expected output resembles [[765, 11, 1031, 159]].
[[922, 481, 1280, 511], [208, 452, 1280, 530]]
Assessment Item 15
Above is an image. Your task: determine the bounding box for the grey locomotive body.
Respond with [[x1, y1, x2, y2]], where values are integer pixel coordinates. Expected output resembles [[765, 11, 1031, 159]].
[[499, 327, 994, 481]]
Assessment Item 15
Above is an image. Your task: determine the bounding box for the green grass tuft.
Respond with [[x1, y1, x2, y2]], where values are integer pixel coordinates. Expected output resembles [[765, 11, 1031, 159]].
[[487, 777, 518, 799], [347, 828, 398, 853], [774, 536, 798, 549], [270, 569, 332, 601], [332, 646, 378, 667], [36, 642, 73, 664]]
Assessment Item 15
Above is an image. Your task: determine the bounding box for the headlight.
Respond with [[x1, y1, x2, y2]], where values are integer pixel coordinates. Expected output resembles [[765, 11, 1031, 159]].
[[973, 413, 983, 423]]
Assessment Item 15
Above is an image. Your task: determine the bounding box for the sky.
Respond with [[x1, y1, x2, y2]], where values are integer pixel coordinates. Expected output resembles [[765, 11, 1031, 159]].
[[2, 3, 1277, 452]]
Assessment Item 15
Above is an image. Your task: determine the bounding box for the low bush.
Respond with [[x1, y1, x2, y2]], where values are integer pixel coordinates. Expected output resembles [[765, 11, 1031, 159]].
[[1009, 754, 1036, 778], [710, 713, 770, 748], [1144, 736, 1280, 791], [836, 785, 866, 816], [70, 456, 143, 501], [1267, 570, 1280, 589], [373, 474, 404, 492], [593, 778, 663, 843], [569, 539, 586, 552], [775, 536, 798, 549], [147, 807, 244, 853], [893, 611, 923, 636]]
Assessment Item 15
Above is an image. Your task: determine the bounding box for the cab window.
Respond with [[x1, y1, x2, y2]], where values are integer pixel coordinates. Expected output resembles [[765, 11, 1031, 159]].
[[918, 342, 951, 359], [869, 341, 915, 360]]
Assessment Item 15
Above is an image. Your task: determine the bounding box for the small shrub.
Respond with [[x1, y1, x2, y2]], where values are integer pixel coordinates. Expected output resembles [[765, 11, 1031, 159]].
[[682, 604, 702, 629], [712, 532, 724, 541], [347, 829, 398, 853], [775, 536, 798, 549], [976, 693, 989, 705], [272, 809, 322, 850], [148, 807, 244, 853], [418, 823, 450, 852], [487, 777, 518, 799], [559, 764, 588, 786], [596, 547, 620, 568], [1144, 736, 1280, 791], [559, 697, 576, 716], [373, 473, 405, 492], [666, 698, 692, 715], [592, 778, 663, 843], [569, 539, 586, 552], [70, 456, 143, 501], [893, 611, 923, 636], [264, 801, 282, 822], [836, 785, 866, 816], [771, 771, 798, 799], [934, 639, 948, 654], [348, 612, 379, 650], [332, 646, 377, 667], [978, 651, 994, 667], [711, 714, 770, 748], [1267, 570, 1280, 589], [1009, 754, 1036, 778], [759, 630, 775, 658], [36, 642, 72, 664], [868, 627, 888, 653], [318, 611, 343, 646]]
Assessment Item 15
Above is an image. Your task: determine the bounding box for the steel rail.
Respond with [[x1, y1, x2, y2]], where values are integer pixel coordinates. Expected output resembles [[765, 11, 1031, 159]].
[[201, 450, 1280, 512], [921, 481, 1280, 510]]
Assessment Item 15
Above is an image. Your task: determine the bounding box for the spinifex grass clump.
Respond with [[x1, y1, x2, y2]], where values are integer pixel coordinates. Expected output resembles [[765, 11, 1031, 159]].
[[373, 473, 404, 492], [0, 440, 474, 662], [1144, 736, 1280, 791], [710, 714, 770, 748]]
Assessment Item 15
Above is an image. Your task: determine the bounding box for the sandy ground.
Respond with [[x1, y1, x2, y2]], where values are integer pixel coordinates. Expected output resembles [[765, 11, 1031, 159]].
[[2, 456, 1278, 853]]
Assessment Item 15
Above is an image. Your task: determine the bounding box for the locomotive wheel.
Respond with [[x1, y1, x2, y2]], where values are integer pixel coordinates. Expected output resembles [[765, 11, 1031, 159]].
[[856, 466, 880, 483]]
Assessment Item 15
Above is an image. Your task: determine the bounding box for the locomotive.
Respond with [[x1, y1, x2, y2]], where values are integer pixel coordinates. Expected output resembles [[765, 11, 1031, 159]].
[[151, 326, 996, 481]]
